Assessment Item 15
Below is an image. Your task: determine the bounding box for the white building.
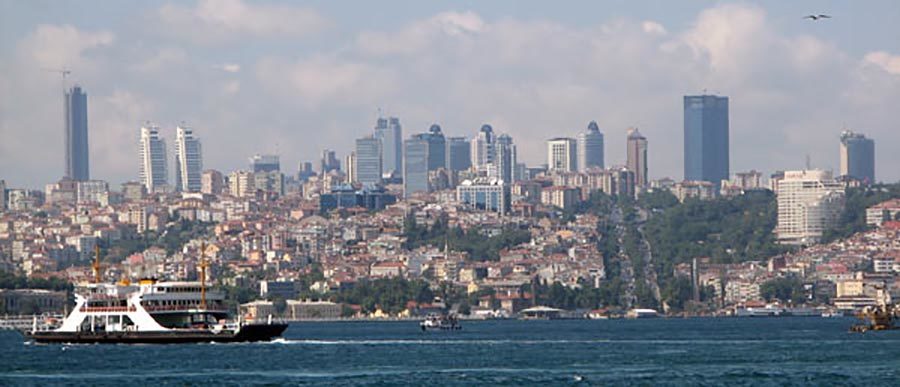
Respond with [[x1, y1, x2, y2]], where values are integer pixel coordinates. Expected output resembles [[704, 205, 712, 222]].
[[866, 199, 900, 227], [470, 124, 496, 169], [174, 126, 203, 192], [775, 170, 845, 245], [76, 180, 109, 205], [547, 137, 577, 172], [457, 178, 509, 214], [139, 124, 168, 193], [229, 171, 254, 197]]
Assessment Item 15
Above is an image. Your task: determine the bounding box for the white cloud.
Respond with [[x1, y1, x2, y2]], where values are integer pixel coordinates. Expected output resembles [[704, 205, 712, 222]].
[[217, 63, 241, 73], [157, 0, 329, 44], [642, 21, 667, 36], [864, 51, 900, 75]]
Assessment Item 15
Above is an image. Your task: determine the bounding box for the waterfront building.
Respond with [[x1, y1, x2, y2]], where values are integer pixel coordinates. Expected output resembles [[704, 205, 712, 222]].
[[626, 127, 648, 188], [403, 137, 430, 197], [374, 117, 403, 177], [470, 124, 496, 169], [446, 136, 471, 171], [250, 154, 280, 173], [355, 136, 383, 185], [577, 121, 604, 171], [139, 124, 168, 193], [547, 138, 577, 172], [684, 95, 729, 183], [839, 130, 875, 184], [174, 126, 202, 192], [64, 85, 90, 181], [201, 170, 224, 195], [286, 300, 342, 320], [775, 170, 845, 245], [457, 178, 510, 214]]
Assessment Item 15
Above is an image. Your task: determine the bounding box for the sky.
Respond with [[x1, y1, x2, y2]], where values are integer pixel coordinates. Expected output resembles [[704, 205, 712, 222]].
[[1, 0, 898, 189]]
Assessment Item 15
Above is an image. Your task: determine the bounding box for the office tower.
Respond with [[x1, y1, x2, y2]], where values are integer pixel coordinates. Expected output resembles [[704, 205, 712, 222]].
[[684, 94, 729, 183], [839, 130, 875, 184], [0, 180, 6, 211], [446, 136, 471, 171], [64, 85, 90, 181], [374, 117, 403, 176], [201, 170, 224, 195], [775, 170, 845, 245], [415, 124, 446, 171], [355, 136, 383, 185], [403, 137, 429, 197], [249, 154, 280, 173], [457, 178, 510, 215], [626, 127, 648, 188], [577, 121, 604, 171], [297, 161, 315, 181], [345, 152, 356, 183], [470, 124, 495, 168], [547, 138, 577, 172], [490, 134, 517, 183], [174, 126, 202, 192], [139, 124, 168, 193], [320, 149, 340, 174]]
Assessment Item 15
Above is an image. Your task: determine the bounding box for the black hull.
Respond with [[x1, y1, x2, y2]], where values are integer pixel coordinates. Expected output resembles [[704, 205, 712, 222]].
[[25, 323, 288, 344]]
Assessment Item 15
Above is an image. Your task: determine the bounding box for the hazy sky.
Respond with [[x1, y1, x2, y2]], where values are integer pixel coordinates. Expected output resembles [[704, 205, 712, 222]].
[[1, 0, 898, 188]]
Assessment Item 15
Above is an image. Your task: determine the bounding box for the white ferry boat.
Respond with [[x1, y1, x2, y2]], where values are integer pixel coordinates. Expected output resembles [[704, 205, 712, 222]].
[[24, 278, 287, 344]]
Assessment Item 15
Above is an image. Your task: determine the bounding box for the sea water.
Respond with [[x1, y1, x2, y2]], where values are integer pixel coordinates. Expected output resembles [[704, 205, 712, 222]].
[[2, 317, 899, 385]]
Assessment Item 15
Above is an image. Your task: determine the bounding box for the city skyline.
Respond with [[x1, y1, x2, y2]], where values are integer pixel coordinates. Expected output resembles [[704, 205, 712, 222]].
[[2, 1, 899, 187]]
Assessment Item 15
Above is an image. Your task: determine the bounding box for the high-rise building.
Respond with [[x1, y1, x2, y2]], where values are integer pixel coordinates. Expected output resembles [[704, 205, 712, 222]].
[[547, 138, 577, 172], [684, 95, 729, 183], [228, 171, 254, 197], [139, 125, 168, 193], [297, 162, 315, 181], [416, 124, 446, 171], [490, 134, 517, 183], [577, 121, 604, 171], [446, 136, 471, 171], [839, 130, 875, 184], [470, 124, 495, 168], [374, 117, 402, 176], [64, 85, 90, 181], [249, 154, 280, 173], [626, 127, 648, 188], [174, 126, 202, 192], [403, 137, 429, 197], [320, 149, 340, 174], [345, 152, 356, 184], [0, 180, 7, 211], [355, 136, 382, 185], [775, 170, 845, 245], [201, 170, 224, 195]]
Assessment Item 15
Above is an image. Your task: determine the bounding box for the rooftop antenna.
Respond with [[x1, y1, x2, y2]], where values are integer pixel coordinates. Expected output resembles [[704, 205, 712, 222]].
[[42, 67, 71, 91], [805, 154, 812, 170]]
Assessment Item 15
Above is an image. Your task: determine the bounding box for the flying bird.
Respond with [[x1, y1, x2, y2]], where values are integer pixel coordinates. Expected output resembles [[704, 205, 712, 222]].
[[803, 14, 831, 20]]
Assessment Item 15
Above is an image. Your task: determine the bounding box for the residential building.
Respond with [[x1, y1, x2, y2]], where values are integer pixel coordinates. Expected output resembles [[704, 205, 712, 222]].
[[76, 180, 108, 204], [577, 121, 604, 171], [626, 127, 648, 188], [547, 138, 577, 172], [201, 169, 224, 195], [174, 126, 202, 192], [866, 199, 900, 227], [229, 171, 254, 197], [541, 186, 580, 209], [457, 178, 510, 214], [355, 136, 383, 185], [775, 170, 845, 245], [684, 94, 729, 183], [139, 124, 168, 193], [839, 130, 875, 184], [64, 85, 90, 181]]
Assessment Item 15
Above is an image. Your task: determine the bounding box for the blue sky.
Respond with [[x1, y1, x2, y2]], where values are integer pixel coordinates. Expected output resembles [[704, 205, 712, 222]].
[[1, 0, 899, 188]]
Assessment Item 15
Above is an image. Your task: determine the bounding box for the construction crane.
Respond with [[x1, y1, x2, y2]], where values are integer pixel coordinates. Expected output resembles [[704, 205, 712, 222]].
[[42, 67, 71, 90]]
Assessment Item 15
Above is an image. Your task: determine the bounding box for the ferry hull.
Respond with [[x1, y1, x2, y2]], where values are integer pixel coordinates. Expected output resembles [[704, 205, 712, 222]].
[[25, 323, 288, 344]]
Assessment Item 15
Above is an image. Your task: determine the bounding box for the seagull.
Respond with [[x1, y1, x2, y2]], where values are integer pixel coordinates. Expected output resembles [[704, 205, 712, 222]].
[[803, 14, 831, 20]]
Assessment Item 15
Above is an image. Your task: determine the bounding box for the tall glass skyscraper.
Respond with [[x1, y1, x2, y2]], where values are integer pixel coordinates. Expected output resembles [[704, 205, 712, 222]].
[[626, 127, 648, 188], [684, 95, 729, 183], [174, 126, 203, 192], [839, 130, 875, 184], [446, 136, 471, 172], [577, 121, 604, 171], [139, 124, 168, 193], [65, 85, 90, 181], [374, 117, 402, 177], [415, 124, 446, 171], [403, 137, 429, 197], [355, 136, 382, 186]]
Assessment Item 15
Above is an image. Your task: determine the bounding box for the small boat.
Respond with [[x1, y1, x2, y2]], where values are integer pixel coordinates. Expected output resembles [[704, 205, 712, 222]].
[[420, 313, 461, 331]]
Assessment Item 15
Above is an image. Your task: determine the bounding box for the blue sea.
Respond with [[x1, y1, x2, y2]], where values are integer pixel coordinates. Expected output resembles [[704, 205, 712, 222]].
[[2, 317, 899, 386]]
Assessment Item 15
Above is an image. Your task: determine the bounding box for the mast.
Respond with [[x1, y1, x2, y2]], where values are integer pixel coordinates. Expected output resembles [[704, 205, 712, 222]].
[[92, 244, 101, 284], [199, 242, 208, 309]]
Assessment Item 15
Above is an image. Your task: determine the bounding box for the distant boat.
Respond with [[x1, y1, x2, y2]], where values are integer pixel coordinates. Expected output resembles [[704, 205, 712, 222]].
[[626, 309, 659, 319], [519, 306, 564, 320], [420, 313, 461, 331]]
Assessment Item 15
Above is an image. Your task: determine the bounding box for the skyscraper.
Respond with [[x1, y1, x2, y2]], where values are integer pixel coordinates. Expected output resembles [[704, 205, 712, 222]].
[[626, 127, 648, 188], [374, 117, 402, 177], [320, 149, 340, 174], [65, 85, 90, 181], [446, 136, 471, 172], [684, 95, 729, 183], [355, 136, 382, 185], [416, 124, 446, 171], [491, 134, 517, 183], [547, 138, 577, 172], [249, 154, 280, 173], [577, 121, 604, 171], [139, 124, 168, 193], [174, 126, 202, 192], [839, 130, 875, 184], [403, 137, 429, 197], [470, 124, 495, 168]]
